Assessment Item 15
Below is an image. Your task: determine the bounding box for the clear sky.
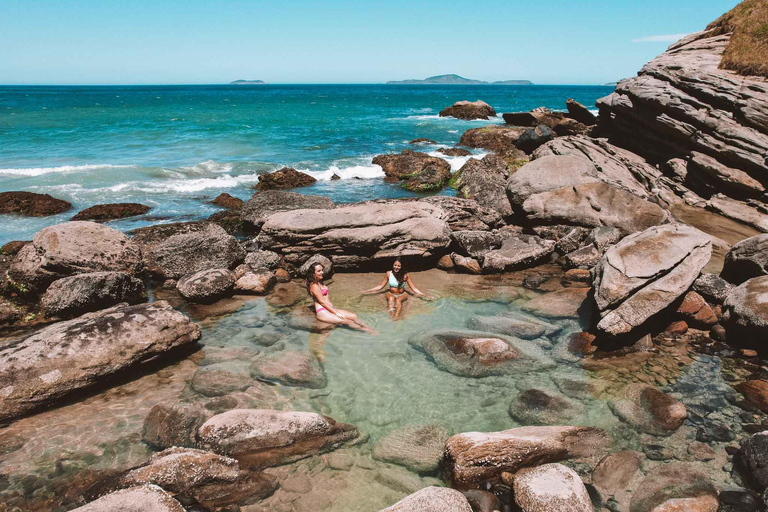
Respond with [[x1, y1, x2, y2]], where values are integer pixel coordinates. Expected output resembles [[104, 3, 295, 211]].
[[0, 0, 739, 85]]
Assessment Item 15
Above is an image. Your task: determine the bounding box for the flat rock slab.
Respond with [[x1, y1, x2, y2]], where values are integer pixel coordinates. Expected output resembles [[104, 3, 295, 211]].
[[378, 487, 472, 512], [0, 301, 201, 422], [444, 425, 611, 489], [408, 328, 555, 377], [198, 409, 358, 469], [483, 234, 555, 273], [70, 485, 184, 512], [250, 350, 327, 388], [372, 424, 449, 473], [240, 190, 335, 232]]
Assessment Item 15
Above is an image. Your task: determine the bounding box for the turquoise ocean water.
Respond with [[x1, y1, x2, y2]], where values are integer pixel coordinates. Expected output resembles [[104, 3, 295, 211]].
[[0, 85, 613, 244]]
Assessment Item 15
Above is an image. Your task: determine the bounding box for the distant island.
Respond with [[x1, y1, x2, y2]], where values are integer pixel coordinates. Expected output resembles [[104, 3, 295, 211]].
[[230, 80, 266, 85], [386, 74, 532, 85]]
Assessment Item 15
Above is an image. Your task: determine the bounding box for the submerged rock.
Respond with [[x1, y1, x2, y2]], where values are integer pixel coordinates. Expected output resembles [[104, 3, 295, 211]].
[[408, 328, 555, 377], [255, 167, 317, 190], [71, 203, 150, 221], [522, 287, 590, 320], [513, 463, 593, 512], [722, 276, 768, 346], [721, 234, 768, 285], [509, 388, 576, 426], [197, 409, 359, 468], [0, 191, 72, 216], [439, 100, 497, 120], [177, 268, 235, 303], [250, 350, 327, 388], [372, 150, 451, 180], [444, 425, 611, 489], [629, 462, 718, 512], [10, 221, 142, 294], [40, 271, 145, 318], [240, 190, 335, 232], [71, 484, 184, 512], [372, 424, 449, 473], [142, 402, 212, 449], [0, 301, 201, 422], [592, 450, 643, 497], [608, 383, 687, 436], [466, 311, 562, 340], [593, 224, 712, 336], [378, 487, 472, 512]]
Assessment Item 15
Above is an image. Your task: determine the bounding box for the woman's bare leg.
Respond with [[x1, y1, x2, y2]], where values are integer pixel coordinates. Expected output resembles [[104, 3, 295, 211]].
[[316, 309, 375, 334], [309, 331, 331, 363], [336, 309, 376, 333], [387, 293, 396, 318], [394, 295, 408, 320]]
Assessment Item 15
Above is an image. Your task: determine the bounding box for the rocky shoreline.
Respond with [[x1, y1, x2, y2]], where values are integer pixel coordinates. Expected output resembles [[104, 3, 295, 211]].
[[2, 5, 768, 512]]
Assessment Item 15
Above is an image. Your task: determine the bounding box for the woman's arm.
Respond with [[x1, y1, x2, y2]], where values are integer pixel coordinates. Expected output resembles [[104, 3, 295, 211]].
[[310, 283, 345, 318], [361, 274, 389, 295], [406, 274, 424, 296]]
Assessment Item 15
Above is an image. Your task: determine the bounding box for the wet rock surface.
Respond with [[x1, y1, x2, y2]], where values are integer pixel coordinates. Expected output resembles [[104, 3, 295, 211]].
[[629, 462, 718, 512], [0, 191, 72, 216], [372, 424, 449, 473], [71, 203, 150, 221], [250, 350, 327, 388], [71, 484, 185, 512], [255, 167, 317, 190], [608, 383, 687, 435], [142, 402, 212, 449], [439, 100, 497, 120], [372, 151, 451, 180]]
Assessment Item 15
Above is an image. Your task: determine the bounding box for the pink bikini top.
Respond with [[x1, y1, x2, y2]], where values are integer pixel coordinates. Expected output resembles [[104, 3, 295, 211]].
[[321, 286, 328, 296]]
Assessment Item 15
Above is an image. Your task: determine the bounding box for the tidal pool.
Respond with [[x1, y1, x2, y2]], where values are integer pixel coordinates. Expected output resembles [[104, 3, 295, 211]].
[[0, 269, 760, 511]]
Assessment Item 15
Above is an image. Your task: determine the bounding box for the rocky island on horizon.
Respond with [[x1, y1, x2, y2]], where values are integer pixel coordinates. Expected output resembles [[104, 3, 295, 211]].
[[387, 74, 533, 85], [230, 79, 266, 85]]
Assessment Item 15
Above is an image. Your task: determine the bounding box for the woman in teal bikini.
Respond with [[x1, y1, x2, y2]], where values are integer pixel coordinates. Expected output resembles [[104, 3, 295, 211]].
[[361, 259, 424, 320], [307, 262, 375, 333]]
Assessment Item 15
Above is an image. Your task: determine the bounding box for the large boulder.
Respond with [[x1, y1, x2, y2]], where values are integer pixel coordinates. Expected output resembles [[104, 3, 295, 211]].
[[482, 233, 555, 273], [372, 424, 449, 473], [459, 125, 526, 154], [102, 447, 277, 509], [444, 425, 611, 489], [608, 383, 687, 436], [0, 301, 200, 422], [10, 221, 142, 294], [502, 107, 565, 128], [408, 328, 555, 377], [566, 98, 597, 126], [177, 268, 235, 303], [372, 151, 451, 180], [258, 200, 451, 271], [40, 271, 145, 318], [132, 222, 245, 279], [255, 167, 317, 190], [0, 191, 71, 216], [240, 191, 335, 232], [629, 463, 718, 512], [452, 154, 513, 218], [70, 485, 184, 512], [593, 224, 712, 336], [379, 487, 473, 512], [439, 100, 497, 120], [721, 234, 768, 285], [71, 203, 150, 221], [515, 125, 555, 153], [513, 463, 593, 512], [234, 270, 276, 295], [197, 409, 359, 468], [402, 163, 452, 192], [722, 276, 768, 346]]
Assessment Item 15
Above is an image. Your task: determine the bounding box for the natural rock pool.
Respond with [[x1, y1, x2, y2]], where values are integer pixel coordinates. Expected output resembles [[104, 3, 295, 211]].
[[0, 269, 762, 511]]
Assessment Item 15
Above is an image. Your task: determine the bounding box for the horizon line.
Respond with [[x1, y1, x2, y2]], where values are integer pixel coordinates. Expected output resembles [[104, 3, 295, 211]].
[[0, 82, 618, 87]]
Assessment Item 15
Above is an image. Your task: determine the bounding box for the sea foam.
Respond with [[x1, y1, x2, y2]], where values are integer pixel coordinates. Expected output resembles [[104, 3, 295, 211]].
[[0, 164, 133, 177]]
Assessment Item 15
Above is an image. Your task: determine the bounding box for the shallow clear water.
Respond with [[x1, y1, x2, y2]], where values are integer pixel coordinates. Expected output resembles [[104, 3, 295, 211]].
[[0, 271, 757, 511], [0, 84, 613, 244]]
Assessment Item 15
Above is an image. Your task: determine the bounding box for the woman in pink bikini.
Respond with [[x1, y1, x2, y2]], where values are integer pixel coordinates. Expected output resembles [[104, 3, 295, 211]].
[[307, 262, 375, 333]]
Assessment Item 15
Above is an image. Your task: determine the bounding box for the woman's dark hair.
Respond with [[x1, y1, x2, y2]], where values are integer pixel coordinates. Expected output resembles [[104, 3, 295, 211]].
[[306, 262, 323, 297], [391, 258, 405, 287]]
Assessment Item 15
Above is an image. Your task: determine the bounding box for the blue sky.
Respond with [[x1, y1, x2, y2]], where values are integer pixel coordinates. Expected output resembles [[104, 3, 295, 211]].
[[0, 0, 739, 85]]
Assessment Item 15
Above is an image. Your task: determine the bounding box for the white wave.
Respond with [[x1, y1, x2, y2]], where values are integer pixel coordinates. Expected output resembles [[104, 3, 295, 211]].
[[180, 160, 234, 173], [304, 163, 385, 181], [0, 163, 133, 177], [104, 173, 261, 194], [427, 150, 486, 172]]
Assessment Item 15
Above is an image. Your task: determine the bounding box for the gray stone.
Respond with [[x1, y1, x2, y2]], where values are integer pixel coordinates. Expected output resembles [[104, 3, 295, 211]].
[[245, 250, 281, 271], [453, 154, 513, 218], [177, 268, 235, 303], [234, 271, 276, 295], [240, 191, 334, 232], [422, 196, 502, 231], [482, 233, 555, 273], [451, 230, 500, 259], [721, 234, 768, 285], [41, 271, 145, 318], [513, 463, 593, 512], [693, 272, 734, 304]]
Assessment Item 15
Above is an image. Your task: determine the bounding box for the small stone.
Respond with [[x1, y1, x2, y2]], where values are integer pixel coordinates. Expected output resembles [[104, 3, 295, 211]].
[[438, 254, 455, 271], [710, 324, 727, 342], [688, 442, 716, 462], [326, 453, 354, 471], [665, 320, 689, 335], [280, 473, 312, 494]]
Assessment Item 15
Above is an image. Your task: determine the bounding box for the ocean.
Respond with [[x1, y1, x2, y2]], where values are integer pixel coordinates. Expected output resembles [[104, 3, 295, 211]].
[[0, 84, 613, 244]]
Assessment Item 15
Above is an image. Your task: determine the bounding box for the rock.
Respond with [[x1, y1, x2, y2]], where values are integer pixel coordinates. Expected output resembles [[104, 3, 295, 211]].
[[378, 487, 473, 512], [192, 367, 252, 397], [451, 230, 500, 259], [10, 221, 142, 294], [566, 98, 597, 126], [513, 463, 593, 512], [592, 451, 642, 496], [608, 383, 687, 436], [629, 463, 718, 512], [211, 192, 244, 209], [737, 380, 768, 413], [438, 147, 472, 157], [0, 191, 72, 216], [408, 328, 555, 377], [522, 274, 549, 290], [422, 196, 502, 231], [71, 203, 150, 221], [586, 226, 624, 252], [410, 138, 436, 144], [274, 268, 291, 282], [110, 447, 277, 508], [740, 431, 768, 490], [444, 425, 611, 489], [687, 441, 716, 461], [197, 409, 359, 468], [706, 194, 768, 233], [459, 125, 526, 154], [563, 269, 593, 287], [234, 271, 276, 295], [718, 490, 763, 512], [515, 125, 555, 153], [41, 271, 145, 318], [177, 268, 235, 303], [593, 224, 712, 336], [240, 191, 335, 232], [372, 424, 449, 473], [452, 154, 513, 218], [466, 312, 562, 340], [462, 490, 503, 512], [255, 167, 317, 190], [665, 320, 689, 334], [438, 254, 455, 270], [0, 298, 23, 326], [565, 245, 601, 269], [132, 221, 245, 280], [710, 324, 727, 342], [676, 291, 718, 327], [208, 209, 244, 234], [439, 100, 497, 120], [693, 273, 734, 304], [0, 301, 200, 422], [259, 200, 451, 271], [722, 276, 768, 346], [142, 402, 212, 449], [70, 485, 184, 512], [482, 233, 555, 273], [250, 350, 327, 388], [721, 234, 768, 285], [522, 287, 590, 320], [331, 173, 341, 180], [402, 163, 452, 192], [451, 254, 482, 275], [509, 388, 576, 426], [1, 240, 29, 256], [554, 118, 589, 136], [245, 250, 281, 271], [372, 150, 451, 180], [298, 254, 334, 278], [502, 107, 564, 128]]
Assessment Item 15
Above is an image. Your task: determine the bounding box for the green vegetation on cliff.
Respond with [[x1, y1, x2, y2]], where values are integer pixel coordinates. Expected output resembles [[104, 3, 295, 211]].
[[707, 0, 768, 78]]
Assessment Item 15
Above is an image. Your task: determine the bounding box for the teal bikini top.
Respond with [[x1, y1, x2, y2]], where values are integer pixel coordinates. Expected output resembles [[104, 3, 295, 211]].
[[388, 271, 403, 289]]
